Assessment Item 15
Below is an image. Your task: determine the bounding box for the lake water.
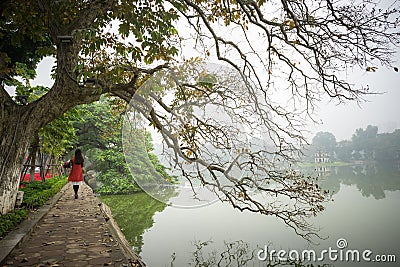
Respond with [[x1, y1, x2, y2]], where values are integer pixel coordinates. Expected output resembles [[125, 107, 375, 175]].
[[101, 163, 400, 266]]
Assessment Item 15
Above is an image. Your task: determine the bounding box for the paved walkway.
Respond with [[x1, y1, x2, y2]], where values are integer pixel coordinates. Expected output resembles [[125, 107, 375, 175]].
[[2, 183, 144, 267]]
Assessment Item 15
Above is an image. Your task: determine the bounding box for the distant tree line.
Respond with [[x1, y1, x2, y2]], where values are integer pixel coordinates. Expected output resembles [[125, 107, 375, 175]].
[[304, 126, 400, 163]]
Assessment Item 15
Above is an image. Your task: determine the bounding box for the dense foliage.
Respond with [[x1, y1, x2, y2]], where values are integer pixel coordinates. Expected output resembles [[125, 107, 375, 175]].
[[20, 176, 68, 209], [305, 126, 400, 163], [0, 208, 27, 238], [74, 97, 176, 195]]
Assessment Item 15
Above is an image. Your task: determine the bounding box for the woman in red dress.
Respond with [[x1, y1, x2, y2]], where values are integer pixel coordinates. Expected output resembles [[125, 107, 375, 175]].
[[68, 149, 84, 199]]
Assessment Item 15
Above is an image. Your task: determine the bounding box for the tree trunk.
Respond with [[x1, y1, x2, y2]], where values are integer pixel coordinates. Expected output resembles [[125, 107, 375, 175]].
[[0, 104, 32, 214], [28, 134, 39, 182], [0, 6, 140, 214], [0, 82, 104, 215], [0, 0, 121, 215]]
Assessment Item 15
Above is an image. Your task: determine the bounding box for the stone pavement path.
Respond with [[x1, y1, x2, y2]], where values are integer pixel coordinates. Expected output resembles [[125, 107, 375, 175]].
[[2, 183, 141, 267]]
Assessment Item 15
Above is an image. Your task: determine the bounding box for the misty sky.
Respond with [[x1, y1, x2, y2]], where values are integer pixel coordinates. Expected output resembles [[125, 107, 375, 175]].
[[312, 61, 400, 141]]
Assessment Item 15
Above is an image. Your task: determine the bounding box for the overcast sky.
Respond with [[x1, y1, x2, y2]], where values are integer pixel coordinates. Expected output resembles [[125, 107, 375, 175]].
[[311, 61, 400, 141]]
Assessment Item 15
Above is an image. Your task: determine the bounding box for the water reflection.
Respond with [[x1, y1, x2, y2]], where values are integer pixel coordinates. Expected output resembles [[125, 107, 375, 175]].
[[309, 163, 400, 199], [100, 192, 172, 254], [174, 240, 331, 267], [102, 163, 400, 266]]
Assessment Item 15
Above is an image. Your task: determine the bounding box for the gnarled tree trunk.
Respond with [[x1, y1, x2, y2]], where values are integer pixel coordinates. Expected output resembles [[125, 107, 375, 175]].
[[0, 63, 109, 215], [0, 101, 33, 214], [0, 0, 141, 215]]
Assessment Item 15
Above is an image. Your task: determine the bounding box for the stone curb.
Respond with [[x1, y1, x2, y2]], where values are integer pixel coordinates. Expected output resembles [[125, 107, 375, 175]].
[[0, 182, 69, 265], [100, 202, 146, 266]]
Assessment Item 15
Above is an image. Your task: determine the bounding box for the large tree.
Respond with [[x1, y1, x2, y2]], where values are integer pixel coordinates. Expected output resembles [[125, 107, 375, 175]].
[[1, 0, 399, 239], [310, 131, 337, 157]]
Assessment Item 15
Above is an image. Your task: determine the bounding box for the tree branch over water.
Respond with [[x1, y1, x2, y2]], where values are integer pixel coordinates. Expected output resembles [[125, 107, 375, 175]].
[[1, 0, 399, 237]]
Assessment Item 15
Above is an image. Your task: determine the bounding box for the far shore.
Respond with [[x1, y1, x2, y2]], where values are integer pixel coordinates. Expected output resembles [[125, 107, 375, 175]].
[[298, 161, 372, 168]]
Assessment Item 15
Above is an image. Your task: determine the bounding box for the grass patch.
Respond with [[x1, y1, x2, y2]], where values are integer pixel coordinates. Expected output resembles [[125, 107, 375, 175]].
[[0, 176, 67, 239], [0, 208, 27, 238], [20, 176, 67, 209]]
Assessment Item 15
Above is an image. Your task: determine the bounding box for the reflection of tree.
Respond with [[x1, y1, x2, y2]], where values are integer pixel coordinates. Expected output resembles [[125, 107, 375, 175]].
[[317, 163, 400, 200], [182, 240, 330, 267], [100, 192, 175, 254]]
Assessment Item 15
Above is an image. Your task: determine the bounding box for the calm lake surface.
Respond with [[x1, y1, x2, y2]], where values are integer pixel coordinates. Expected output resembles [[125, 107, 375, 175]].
[[101, 163, 400, 266]]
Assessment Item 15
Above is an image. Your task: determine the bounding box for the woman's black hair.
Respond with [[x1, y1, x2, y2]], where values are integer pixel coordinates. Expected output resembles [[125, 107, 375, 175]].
[[74, 149, 84, 166]]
